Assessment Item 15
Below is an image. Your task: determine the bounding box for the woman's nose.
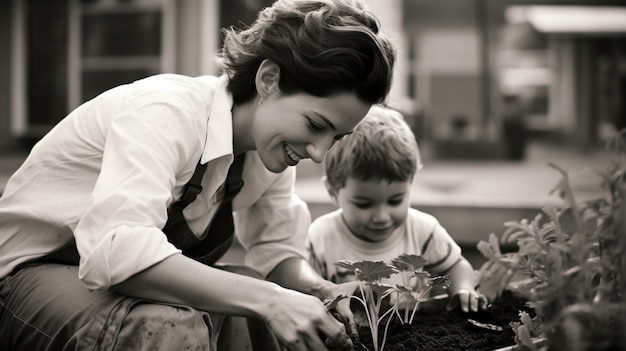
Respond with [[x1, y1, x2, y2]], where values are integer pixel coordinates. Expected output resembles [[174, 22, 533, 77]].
[[306, 136, 334, 164]]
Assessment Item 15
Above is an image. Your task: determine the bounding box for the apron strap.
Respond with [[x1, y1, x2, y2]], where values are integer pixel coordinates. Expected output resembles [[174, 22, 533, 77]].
[[163, 153, 246, 265]]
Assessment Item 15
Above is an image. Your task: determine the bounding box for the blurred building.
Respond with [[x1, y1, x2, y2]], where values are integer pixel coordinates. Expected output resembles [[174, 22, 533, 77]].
[[401, 0, 626, 160], [1, 0, 625, 158]]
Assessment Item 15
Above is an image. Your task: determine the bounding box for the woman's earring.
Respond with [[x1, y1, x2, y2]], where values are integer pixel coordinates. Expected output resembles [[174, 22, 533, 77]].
[[258, 96, 265, 105]]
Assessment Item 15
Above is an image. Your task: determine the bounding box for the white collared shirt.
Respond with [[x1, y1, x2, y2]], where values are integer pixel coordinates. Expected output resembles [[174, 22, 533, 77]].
[[0, 74, 310, 289]]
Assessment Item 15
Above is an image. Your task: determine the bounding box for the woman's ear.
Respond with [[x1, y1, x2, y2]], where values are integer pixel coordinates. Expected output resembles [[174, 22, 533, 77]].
[[255, 59, 280, 101]]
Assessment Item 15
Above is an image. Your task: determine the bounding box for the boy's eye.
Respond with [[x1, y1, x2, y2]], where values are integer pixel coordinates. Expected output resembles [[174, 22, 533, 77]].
[[353, 202, 372, 209], [388, 199, 403, 206]]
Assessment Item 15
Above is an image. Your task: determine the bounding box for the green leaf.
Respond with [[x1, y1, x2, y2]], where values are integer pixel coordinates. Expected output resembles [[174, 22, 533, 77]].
[[334, 260, 398, 282], [476, 233, 501, 259], [391, 254, 427, 272], [334, 260, 359, 273]]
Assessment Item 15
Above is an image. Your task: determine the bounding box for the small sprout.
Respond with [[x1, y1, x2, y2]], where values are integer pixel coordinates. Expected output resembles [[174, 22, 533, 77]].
[[334, 260, 397, 351], [335, 256, 449, 350]]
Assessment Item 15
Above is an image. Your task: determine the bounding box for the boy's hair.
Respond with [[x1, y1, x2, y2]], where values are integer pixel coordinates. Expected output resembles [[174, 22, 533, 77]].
[[324, 105, 422, 192], [217, 0, 395, 105]]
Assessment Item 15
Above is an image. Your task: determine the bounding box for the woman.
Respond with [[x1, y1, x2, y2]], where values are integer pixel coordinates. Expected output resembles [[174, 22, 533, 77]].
[[0, 0, 395, 350]]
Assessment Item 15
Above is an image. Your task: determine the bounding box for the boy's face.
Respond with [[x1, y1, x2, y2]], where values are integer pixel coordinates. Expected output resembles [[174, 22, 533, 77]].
[[334, 177, 411, 243]]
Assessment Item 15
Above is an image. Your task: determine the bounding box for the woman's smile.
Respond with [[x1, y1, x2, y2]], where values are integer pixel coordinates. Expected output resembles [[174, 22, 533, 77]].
[[283, 142, 304, 165]]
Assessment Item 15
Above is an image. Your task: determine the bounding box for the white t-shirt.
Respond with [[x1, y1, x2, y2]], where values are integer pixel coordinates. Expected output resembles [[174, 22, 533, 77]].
[[0, 74, 310, 289], [307, 208, 462, 288]]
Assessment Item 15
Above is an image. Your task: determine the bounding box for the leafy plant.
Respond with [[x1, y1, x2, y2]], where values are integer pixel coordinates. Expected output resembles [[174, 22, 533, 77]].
[[390, 254, 450, 324], [335, 260, 397, 351], [335, 255, 449, 351], [476, 131, 626, 350], [509, 310, 543, 350]]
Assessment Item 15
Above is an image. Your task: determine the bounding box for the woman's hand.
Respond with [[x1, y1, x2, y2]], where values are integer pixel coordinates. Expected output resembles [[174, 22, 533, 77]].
[[321, 281, 361, 342], [266, 257, 362, 347], [264, 287, 353, 351]]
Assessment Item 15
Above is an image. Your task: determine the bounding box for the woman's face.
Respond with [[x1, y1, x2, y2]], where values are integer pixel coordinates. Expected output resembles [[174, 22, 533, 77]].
[[252, 92, 370, 173], [334, 177, 412, 243]]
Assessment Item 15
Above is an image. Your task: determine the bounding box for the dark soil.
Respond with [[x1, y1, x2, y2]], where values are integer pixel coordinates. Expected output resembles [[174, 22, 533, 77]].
[[356, 290, 533, 351]]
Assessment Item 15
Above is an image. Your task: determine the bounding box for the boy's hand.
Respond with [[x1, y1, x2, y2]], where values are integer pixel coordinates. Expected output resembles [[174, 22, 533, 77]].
[[446, 289, 489, 313]]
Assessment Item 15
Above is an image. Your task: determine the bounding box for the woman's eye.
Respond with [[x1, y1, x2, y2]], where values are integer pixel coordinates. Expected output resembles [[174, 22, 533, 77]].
[[306, 119, 324, 132]]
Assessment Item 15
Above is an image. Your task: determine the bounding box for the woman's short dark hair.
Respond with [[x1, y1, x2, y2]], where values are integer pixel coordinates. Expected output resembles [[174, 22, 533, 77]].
[[217, 0, 395, 105]]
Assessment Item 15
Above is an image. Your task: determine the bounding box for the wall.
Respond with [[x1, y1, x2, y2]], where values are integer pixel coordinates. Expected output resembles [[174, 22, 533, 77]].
[[404, 0, 486, 142]]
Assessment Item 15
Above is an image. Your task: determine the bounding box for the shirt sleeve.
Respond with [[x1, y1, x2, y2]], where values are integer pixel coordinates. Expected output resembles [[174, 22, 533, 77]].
[[234, 167, 311, 278], [306, 218, 330, 280], [415, 212, 463, 275], [76, 89, 205, 290]]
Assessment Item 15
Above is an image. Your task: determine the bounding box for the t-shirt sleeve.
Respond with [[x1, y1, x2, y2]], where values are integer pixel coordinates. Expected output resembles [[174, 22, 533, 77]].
[[415, 212, 463, 274], [306, 217, 331, 280]]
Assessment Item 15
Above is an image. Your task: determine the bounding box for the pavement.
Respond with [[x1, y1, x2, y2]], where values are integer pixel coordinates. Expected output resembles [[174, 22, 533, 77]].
[[0, 140, 617, 266]]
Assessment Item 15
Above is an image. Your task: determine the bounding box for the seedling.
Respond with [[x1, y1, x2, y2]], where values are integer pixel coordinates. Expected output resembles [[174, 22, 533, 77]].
[[390, 254, 450, 324], [334, 260, 397, 351], [334, 255, 450, 351]]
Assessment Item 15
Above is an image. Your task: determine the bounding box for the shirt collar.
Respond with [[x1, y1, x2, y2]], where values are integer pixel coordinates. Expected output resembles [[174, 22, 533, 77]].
[[201, 75, 235, 164]]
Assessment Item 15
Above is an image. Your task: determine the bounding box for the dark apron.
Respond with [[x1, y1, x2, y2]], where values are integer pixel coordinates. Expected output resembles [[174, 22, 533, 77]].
[[162, 153, 246, 265]]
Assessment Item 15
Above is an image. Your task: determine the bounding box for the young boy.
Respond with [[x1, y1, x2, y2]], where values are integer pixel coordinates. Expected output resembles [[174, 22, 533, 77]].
[[307, 105, 488, 313]]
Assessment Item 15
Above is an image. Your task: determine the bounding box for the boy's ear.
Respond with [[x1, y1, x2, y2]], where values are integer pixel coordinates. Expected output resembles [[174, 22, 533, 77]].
[[322, 176, 339, 204], [255, 59, 280, 99]]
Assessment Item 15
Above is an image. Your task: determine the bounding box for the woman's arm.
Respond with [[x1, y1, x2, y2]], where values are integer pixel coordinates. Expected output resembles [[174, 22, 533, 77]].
[[112, 253, 352, 350], [267, 256, 336, 299], [113, 253, 282, 316]]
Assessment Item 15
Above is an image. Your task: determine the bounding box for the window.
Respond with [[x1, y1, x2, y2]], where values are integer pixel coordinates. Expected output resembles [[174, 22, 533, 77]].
[[11, 0, 174, 140]]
